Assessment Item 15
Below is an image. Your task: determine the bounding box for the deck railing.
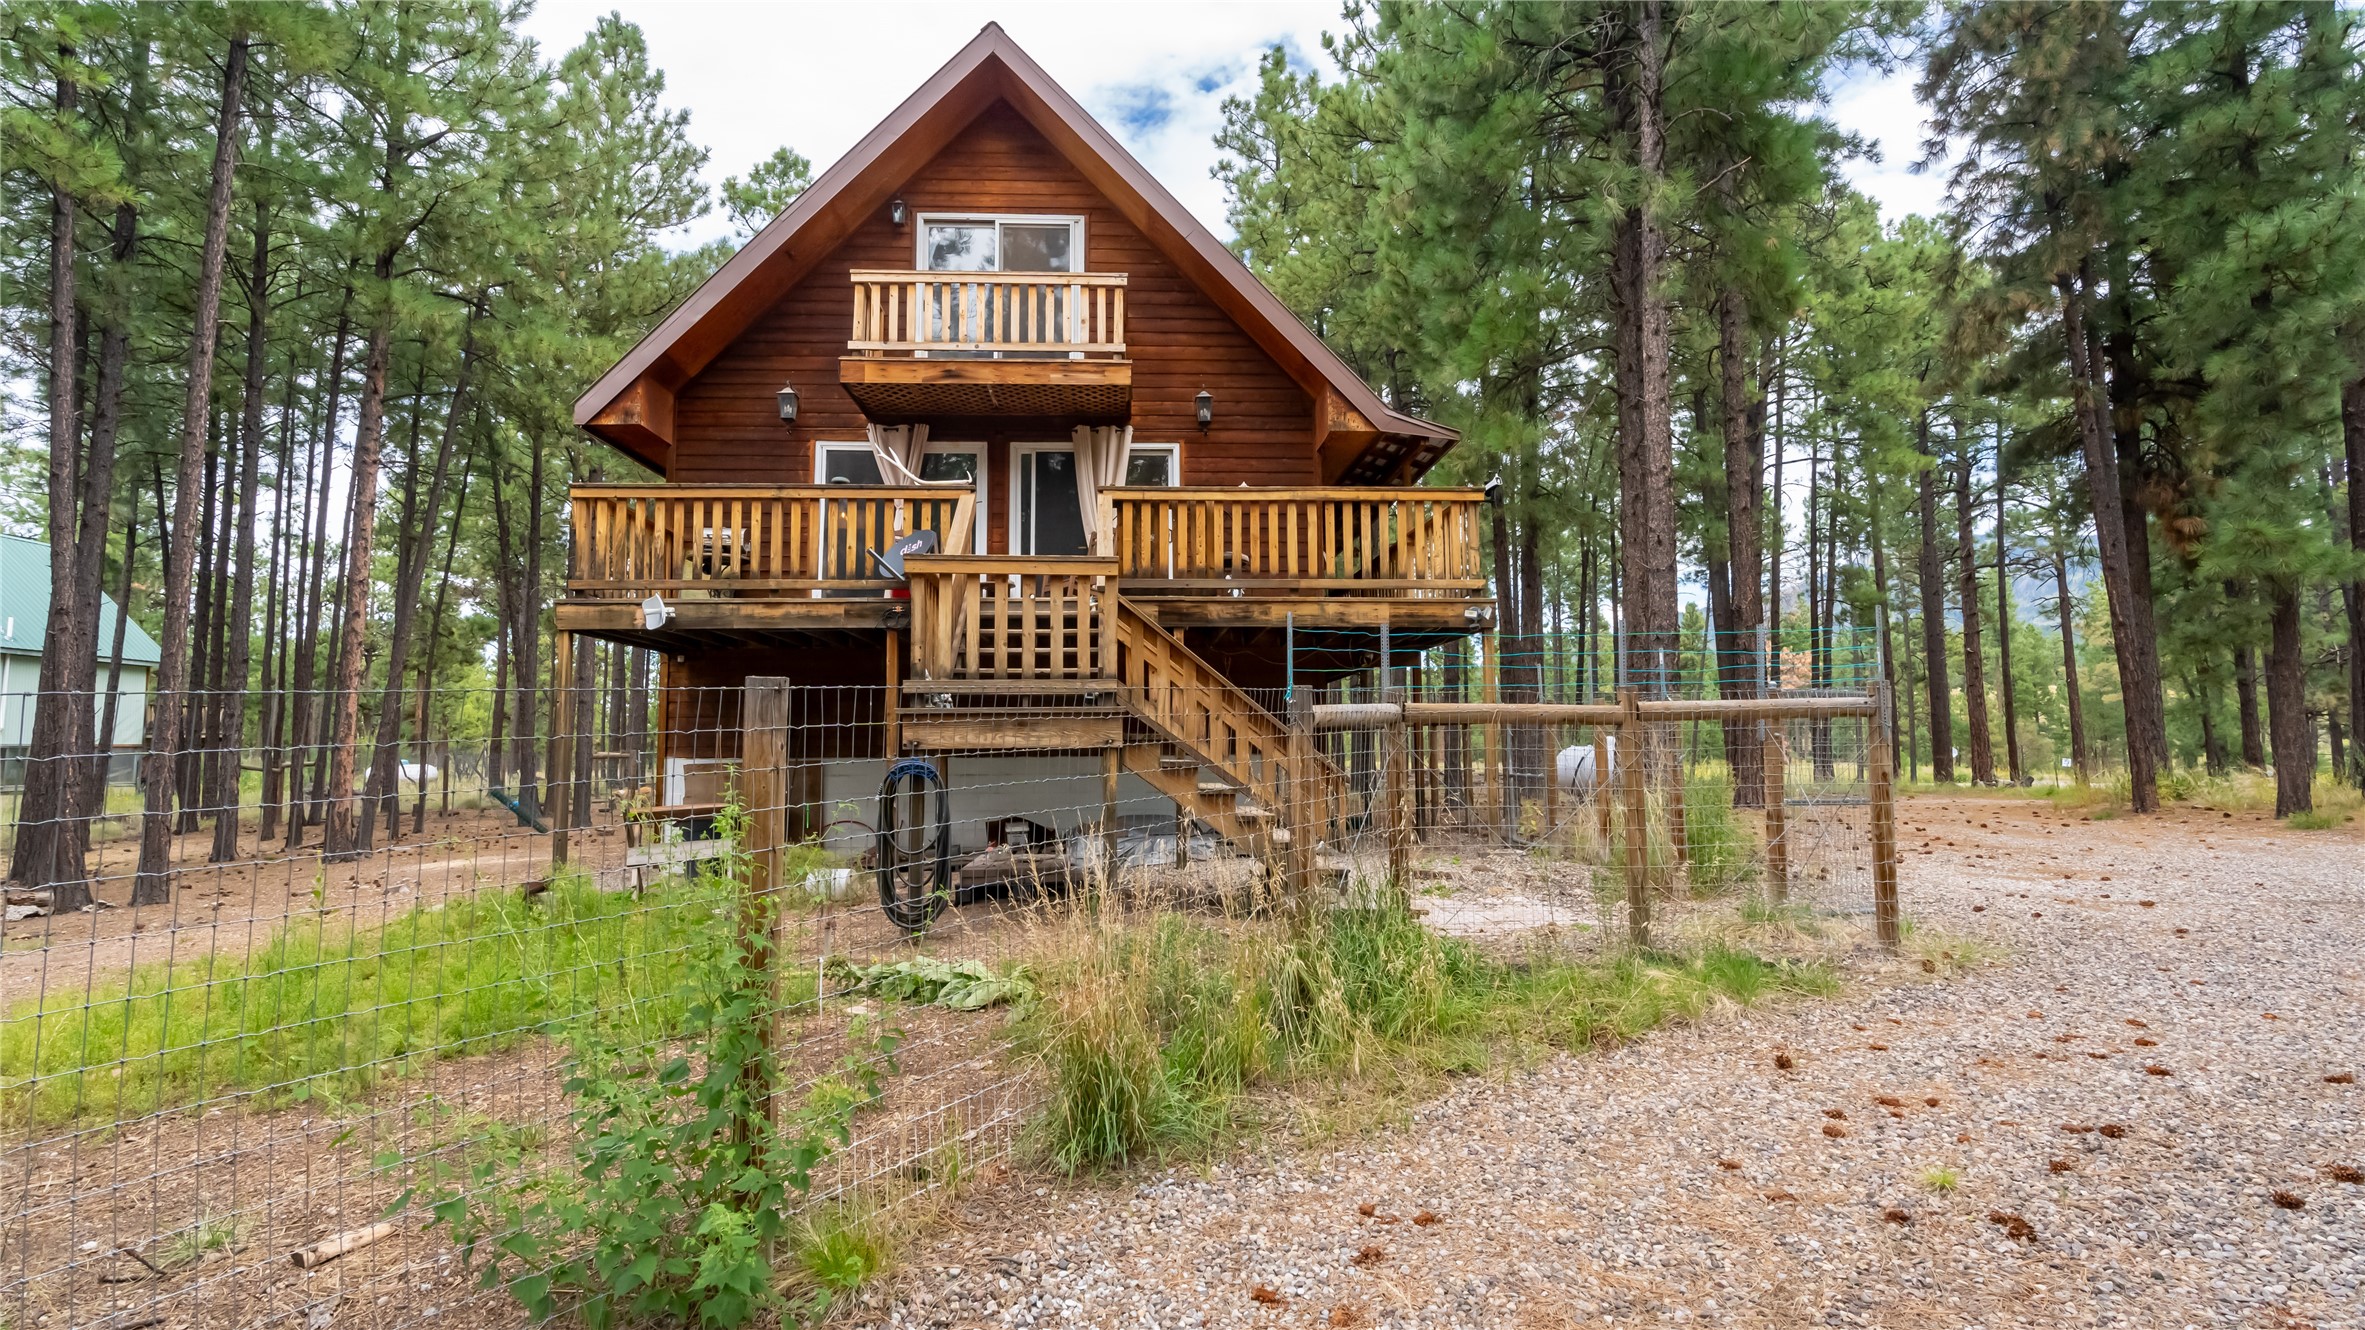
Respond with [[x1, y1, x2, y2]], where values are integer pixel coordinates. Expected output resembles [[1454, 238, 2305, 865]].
[[1103, 487, 1488, 593], [848, 269, 1127, 357], [568, 485, 974, 598], [904, 556, 1117, 682], [568, 485, 1487, 605]]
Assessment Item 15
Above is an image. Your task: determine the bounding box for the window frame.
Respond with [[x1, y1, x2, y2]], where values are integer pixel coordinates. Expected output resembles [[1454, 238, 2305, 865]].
[[1120, 442, 1182, 488], [912, 212, 1088, 274]]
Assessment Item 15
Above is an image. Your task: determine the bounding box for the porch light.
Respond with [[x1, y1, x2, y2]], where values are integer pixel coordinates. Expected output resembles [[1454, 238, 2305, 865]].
[[1195, 389, 1213, 431], [776, 380, 799, 425], [889, 197, 907, 226]]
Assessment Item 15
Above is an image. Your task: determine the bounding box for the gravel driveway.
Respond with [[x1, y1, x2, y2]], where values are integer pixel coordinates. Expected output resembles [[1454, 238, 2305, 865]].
[[860, 799, 2364, 1329]]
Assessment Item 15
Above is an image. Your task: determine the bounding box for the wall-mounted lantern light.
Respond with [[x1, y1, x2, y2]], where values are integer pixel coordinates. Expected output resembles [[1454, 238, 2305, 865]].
[[889, 197, 907, 226], [777, 381, 800, 425], [1195, 389, 1213, 432]]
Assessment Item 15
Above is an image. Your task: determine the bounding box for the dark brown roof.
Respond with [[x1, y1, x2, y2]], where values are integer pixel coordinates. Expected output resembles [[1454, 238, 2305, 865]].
[[572, 23, 1454, 477]]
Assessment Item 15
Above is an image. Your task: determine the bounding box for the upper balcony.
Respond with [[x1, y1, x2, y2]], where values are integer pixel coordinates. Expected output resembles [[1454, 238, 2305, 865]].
[[839, 269, 1131, 422], [557, 484, 1493, 647]]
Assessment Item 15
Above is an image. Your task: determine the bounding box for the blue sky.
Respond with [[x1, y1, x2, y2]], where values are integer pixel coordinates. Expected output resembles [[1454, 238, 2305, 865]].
[[517, 1, 1949, 249]]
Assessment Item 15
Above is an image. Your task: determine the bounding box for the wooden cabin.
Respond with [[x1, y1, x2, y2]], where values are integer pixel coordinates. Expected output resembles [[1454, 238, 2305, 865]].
[[562, 24, 1492, 858]]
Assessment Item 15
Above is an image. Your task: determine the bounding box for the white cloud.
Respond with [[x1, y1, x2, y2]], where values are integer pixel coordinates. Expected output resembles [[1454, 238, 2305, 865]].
[[516, 0, 1343, 249], [1825, 62, 1951, 224]]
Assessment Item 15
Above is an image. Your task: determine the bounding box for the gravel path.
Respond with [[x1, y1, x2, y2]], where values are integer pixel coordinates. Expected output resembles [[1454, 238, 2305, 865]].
[[860, 798, 2365, 1329]]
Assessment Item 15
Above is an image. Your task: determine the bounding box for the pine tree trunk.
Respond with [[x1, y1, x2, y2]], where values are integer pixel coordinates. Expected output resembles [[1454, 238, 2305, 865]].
[[93, 504, 137, 832], [210, 195, 272, 863], [2342, 375, 2365, 788], [2233, 628, 2266, 768], [359, 307, 480, 848], [181, 434, 220, 835], [1915, 411, 1954, 782], [1720, 286, 1765, 805], [13, 52, 84, 901], [1608, 1, 1678, 691], [323, 254, 397, 862], [1767, 336, 1786, 688], [134, 34, 247, 905], [1954, 431, 1995, 785], [2056, 271, 2159, 812], [1995, 445, 2023, 785], [515, 441, 546, 817], [2264, 582, 2313, 816], [2053, 554, 2088, 782], [415, 458, 472, 836], [61, 199, 138, 870], [257, 349, 299, 843], [285, 294, 351, 847]]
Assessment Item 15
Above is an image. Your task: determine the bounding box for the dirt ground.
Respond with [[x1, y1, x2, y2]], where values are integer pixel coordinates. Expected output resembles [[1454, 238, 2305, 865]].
[[1, 808, 636, 997], [5, 794, 2357, 1329]]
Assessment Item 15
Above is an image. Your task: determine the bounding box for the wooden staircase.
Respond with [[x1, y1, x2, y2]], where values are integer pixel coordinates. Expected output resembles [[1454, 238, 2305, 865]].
[[1108, 599, 1340, 852], [901, 557, 1343, 855]]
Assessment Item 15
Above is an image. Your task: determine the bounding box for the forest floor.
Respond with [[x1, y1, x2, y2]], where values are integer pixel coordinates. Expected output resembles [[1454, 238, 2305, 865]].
[[4, 795, 2359, 1330], [0, 806, 631, 996], [860, 795, 2365, 1330]]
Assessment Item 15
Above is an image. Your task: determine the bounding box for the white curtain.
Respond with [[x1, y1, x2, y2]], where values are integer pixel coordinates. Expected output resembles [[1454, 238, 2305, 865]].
[[865, 423, 931, 485], [1070, 424, 1132, 553]]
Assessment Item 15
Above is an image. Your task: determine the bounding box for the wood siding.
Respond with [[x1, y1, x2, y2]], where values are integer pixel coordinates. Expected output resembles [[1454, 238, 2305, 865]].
[[670, 103, 1319, 550]]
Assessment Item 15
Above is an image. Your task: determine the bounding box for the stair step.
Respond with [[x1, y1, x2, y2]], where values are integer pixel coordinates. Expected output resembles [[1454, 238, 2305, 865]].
[[1195, 780, 1241, 797], [1233, 805, 1275, 822], [1159, 753, 1199, 769]]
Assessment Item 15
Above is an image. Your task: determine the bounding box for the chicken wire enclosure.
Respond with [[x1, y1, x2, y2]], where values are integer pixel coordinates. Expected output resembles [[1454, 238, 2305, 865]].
[[3, 661, 1897, 1330]]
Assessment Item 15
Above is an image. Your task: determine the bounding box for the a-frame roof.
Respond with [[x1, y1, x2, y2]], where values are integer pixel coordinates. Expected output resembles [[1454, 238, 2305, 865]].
[[573, 23, 1453, 478]]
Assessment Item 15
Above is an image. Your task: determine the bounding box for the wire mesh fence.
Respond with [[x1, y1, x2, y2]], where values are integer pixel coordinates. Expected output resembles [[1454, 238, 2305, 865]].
[[3, 649, 1890, 1328]]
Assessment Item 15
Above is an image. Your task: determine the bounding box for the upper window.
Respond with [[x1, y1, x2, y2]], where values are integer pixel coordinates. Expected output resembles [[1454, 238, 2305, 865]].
[[919, 214, 1082, 273], [1123, 443, 1181, 487]]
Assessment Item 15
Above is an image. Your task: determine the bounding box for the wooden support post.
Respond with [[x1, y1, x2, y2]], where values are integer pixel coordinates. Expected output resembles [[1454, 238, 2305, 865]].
[[550, 630, 574, 865], [739, 676, 791, 1147], [1618, 688, 1650, 946], [1100, 744, 1120, 892], [1869, 689, 1901, 951], [1285, 698, 1318, 913], [883, 629, 903, 759], [1484, 638, 1504, 836], [1763, 720, 1789, 903], [1594, 729, 1614, 843], [1664, 721, 1689, 887], [1380, 619, 1409, 892]]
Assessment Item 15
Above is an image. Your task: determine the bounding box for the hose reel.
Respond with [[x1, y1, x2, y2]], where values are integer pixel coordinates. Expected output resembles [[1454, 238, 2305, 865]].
[[875, 758, 951, 933]]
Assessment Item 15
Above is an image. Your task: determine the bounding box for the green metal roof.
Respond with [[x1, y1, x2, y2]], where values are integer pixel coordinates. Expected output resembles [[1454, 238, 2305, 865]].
[[0, 534, 163, 667]]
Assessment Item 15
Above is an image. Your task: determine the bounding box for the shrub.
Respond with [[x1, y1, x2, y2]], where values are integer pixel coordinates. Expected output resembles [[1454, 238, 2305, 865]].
[[421, 800, 898, 1329]]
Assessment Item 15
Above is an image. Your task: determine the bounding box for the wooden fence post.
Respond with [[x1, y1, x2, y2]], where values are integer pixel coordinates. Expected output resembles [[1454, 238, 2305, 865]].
[[1869, 688, 1901, 951], [1663, 723, 1688, 887], [1763, 720, 1788, 903], [550, 630, 574, 866], [740, 676, 791, 1144], [1380, 619, 1410, 893], [1285, 696, 1319, 913], [1618, 688, 1650, 946], [1594, 730, 1613, 843], [1100, 744, 1121, 892]]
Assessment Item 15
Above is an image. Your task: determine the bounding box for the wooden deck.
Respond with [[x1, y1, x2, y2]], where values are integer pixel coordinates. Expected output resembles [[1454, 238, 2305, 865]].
[[559, 484, 1493, 646]]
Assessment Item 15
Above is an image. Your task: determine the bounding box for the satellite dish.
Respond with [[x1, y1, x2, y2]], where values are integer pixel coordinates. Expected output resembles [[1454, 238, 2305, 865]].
[[641, 595, 675, 631]]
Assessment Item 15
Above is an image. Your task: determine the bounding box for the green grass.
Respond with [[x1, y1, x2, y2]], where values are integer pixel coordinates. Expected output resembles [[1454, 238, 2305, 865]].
[[0, 873, 795, 1130], [1027, 902, 1835, 1172], [1922, 1166, 1961, 1193]]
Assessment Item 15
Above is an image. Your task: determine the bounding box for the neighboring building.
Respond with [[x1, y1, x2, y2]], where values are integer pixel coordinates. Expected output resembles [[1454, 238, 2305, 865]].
[[562, 26, 1492, 869], [0, 534, 162, 784]]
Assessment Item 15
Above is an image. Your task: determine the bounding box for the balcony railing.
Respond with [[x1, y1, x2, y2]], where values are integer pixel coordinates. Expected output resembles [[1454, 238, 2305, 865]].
[[1103, 487, 1488, 594], [568, 485, 975, 599], [904, 556, 1118, 682], [848, 269, 1127, 357], [567, 485, 1488, 608]]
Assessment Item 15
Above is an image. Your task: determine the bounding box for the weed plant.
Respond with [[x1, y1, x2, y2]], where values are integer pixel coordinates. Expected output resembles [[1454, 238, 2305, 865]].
[[1027, 900, 1832, 1172]]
